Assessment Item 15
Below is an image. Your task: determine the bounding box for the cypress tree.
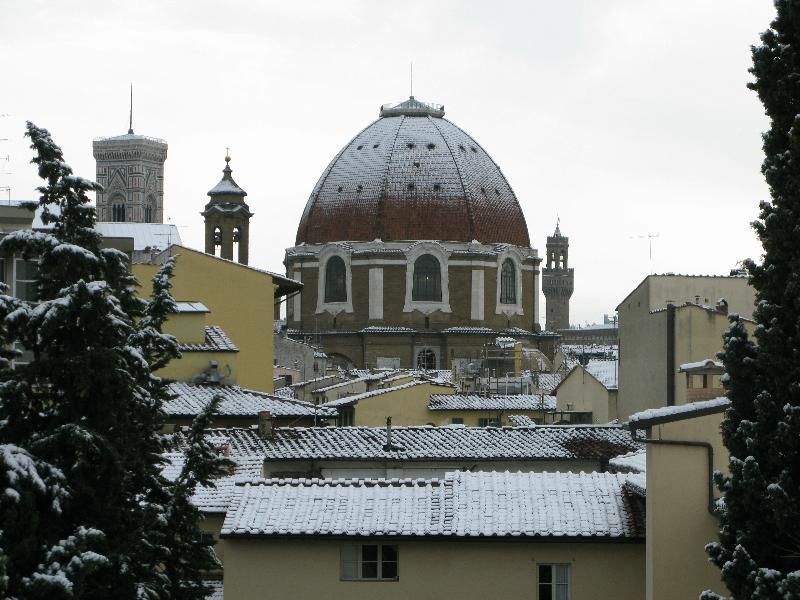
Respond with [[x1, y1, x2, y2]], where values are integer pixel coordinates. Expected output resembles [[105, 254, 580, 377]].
[[704, 2, 800, 598], [0, 123, 224, 598]]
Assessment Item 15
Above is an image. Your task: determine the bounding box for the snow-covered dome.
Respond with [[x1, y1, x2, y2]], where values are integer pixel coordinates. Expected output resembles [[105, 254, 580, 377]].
[[295, 97, 530, 247]]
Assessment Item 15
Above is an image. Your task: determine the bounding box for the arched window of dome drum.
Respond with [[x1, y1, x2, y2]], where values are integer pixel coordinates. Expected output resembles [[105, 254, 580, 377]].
[[417, 348, 436, 370], [412, 254, 441, 302], [500, 258, 516, 304], [324, 256, 347, 303]]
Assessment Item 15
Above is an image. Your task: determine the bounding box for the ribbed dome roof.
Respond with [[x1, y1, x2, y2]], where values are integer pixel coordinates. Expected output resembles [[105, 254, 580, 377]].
[[295, 97, 530, 247]]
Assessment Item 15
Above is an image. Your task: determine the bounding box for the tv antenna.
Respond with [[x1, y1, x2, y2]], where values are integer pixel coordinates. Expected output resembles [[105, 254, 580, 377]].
[[629, 233, 660, 273]]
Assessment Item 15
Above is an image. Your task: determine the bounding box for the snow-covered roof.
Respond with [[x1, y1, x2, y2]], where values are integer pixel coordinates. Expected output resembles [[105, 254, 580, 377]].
[[205, 581, 223, 600], [360, 326, 417, 333], [507, 414, 538, 427], [272, 386, 296, 399], [174, 301, 209, 313], [321, 380, 454, 409], [221, 471, 645, 539], [428, 394, 556, 412], [585, 360, 618, 390], [93, 222, 182, 251], [609, 449, 646, 474], [162, 453, 262, 513], [165, 382, 337, 419], [623, 473, 646, 498], [177, 326, 238, 352], [201, 424, 642, 462], [289, 375, 342, 389], [679, 359, 724, 372], [628, 397, 730, 428], [533, 373, 562, 393]]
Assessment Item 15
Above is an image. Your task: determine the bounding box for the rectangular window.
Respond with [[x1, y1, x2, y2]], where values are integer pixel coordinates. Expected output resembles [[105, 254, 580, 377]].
[[451, 417, 464, 425], [338, 407, 354, 427], [538, 564, 570, 600], [341, 544, 398, 581], [14, 258, 39, 301], [478, 417, 501, 427]]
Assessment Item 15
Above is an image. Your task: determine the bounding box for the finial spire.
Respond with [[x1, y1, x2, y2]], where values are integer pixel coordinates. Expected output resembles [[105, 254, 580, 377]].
[[128, 84, 134, 135], [410, 62, 413, 98], [225, 146, 231, 163]]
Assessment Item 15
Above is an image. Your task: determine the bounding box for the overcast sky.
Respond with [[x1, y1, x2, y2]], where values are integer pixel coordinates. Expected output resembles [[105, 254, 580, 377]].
[[0, 1, 776, 325]]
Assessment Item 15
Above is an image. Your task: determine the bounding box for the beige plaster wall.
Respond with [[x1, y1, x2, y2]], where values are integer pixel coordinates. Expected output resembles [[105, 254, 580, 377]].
[[134, 246, 276, 392], [645, 412, 729, 600], [555, 367, 616, 423], [223, 538, 645, 600], [351, 383, 455, 426]]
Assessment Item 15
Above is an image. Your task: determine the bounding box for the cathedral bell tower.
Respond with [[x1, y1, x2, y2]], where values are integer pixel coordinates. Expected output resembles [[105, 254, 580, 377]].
[[201, 154, 253, 264], [541, 222, 574, 331]]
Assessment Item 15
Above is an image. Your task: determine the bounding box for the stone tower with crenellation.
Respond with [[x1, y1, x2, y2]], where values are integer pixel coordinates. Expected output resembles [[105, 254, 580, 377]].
[[541, 222, 574, 331]]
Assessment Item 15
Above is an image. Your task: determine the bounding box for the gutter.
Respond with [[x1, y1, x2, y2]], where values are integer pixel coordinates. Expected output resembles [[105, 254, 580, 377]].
[[628, 424, 717, 516]]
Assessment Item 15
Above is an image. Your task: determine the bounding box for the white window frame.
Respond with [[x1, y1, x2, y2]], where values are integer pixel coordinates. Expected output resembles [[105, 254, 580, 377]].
[[495, 249, 524, 316], [537, 563, 570, 600], [403, 242, 451, 314], [316, 246, 353, 316], [340, 543, 399, 581], [14, 258, 39, 302]]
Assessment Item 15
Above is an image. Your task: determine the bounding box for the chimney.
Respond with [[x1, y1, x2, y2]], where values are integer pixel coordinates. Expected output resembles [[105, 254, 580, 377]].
[[382, 416, 404, 452], [258, 410, 273, 439], [383, 416, 393, 451], [716, 298, 729, 315]]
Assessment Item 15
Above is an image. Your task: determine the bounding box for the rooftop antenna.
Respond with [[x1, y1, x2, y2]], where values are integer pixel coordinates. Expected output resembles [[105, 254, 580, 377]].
[[128, 84, 134, 134], [629, 233, 660, 273]]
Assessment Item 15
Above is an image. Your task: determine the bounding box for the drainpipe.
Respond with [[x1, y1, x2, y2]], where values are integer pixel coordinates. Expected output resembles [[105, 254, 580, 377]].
[[629, 425, 717, 516], [666, 302, 676, 406]]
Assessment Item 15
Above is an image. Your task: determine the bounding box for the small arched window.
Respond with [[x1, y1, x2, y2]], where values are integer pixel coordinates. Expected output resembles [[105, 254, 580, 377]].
[[500, 258, 516, 304], [412, 254, 441, 302], [324, 256, 347, 303], [417, 348, 437, 370]]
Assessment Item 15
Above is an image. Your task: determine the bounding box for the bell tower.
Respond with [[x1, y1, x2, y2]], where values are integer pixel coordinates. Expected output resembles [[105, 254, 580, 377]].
[[201, 154, 253, 264], [541, 221, 574, 331], [93, 87, 167, 223]]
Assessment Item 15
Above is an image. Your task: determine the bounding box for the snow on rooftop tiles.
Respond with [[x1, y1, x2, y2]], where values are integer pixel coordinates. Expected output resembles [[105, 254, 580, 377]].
[[197, 424, 642, 462], [507, 414, 538, 427], [165, 382, 337, 418], [609, 449, 646, 474], [321, 380, 453, 408], [177, 326, 238, 352], [429, 394, 556, 412], [221, 471, 645, 539], [585, 360, 619, 390], [533, 373, 562, 393], [628, 397, 730, 427], [161, 453, 262, 513], [679, 359, 724, 371]]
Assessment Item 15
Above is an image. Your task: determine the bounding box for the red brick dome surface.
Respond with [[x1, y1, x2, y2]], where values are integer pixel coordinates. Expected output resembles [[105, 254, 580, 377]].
[[295, 98, 531, 247]]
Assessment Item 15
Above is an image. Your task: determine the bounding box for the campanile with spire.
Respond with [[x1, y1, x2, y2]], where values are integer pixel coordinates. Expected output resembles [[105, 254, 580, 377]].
[[541, 221, 574, 331], [93, 88, 168, 223], [202, 154, 253, 265]]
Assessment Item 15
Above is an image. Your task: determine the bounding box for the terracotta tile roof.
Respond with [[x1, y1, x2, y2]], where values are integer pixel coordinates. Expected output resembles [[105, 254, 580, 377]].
[[222, 471, 645, 539], [198, 424, 642, 462], [177, 326, 238, 352], [428, 394, 556, 412], [295, 110, 530, 247], [165, 382, 336, 418]]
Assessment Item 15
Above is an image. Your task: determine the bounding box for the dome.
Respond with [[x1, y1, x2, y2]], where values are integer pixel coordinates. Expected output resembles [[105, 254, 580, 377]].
[[295, 97, 530, 247]]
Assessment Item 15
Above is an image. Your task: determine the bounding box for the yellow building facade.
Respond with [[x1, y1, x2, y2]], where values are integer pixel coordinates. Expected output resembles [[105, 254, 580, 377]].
[[133, 244, 300, 392]]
